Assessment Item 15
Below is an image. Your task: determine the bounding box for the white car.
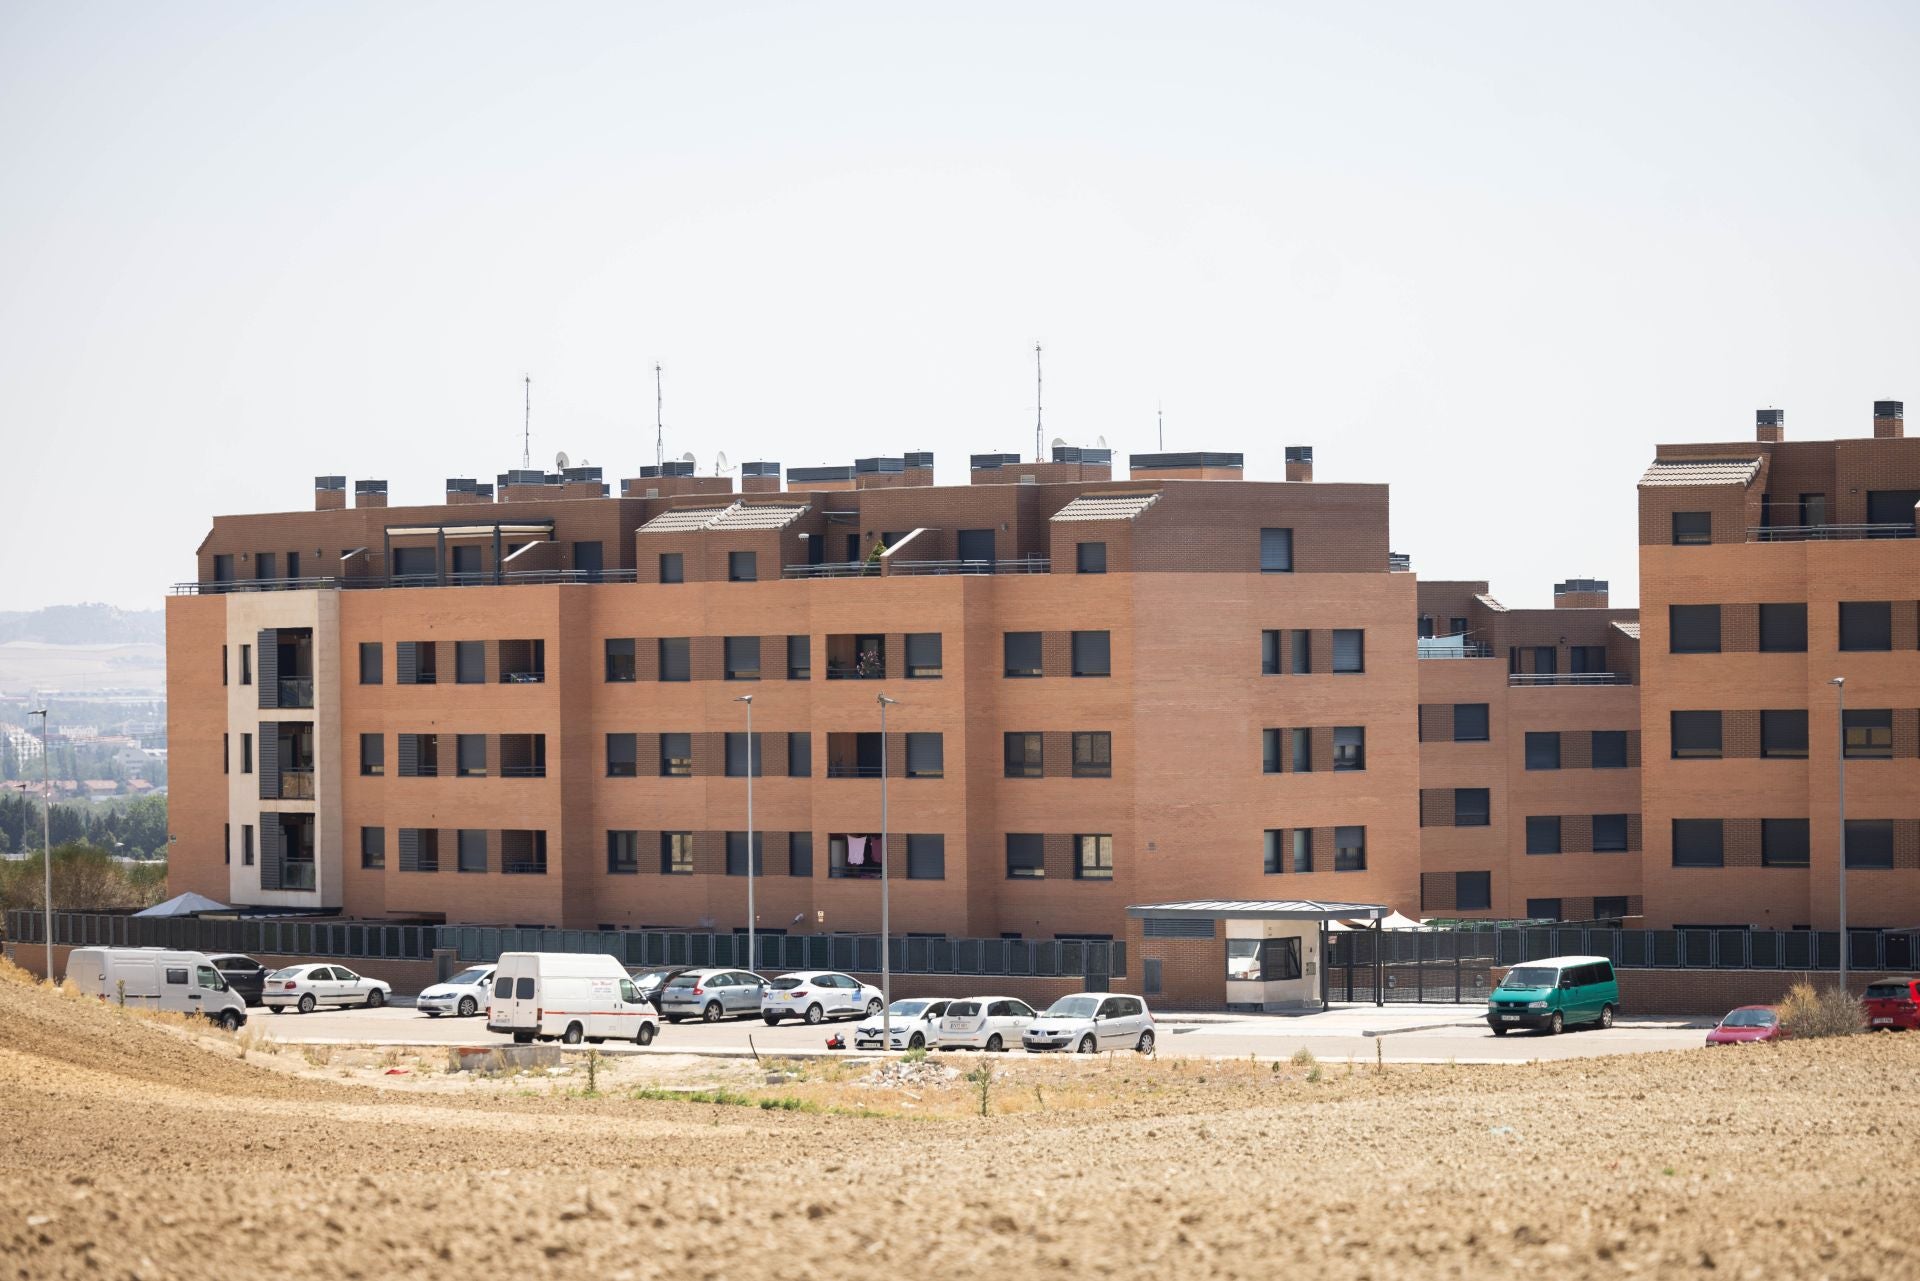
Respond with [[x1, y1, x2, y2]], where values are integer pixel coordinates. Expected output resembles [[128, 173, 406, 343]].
[[936, 995, 1038, 1052], [853, 998, 952, 1050], [263, 963, 393, 1014], [1022, 992, 1155, 1054], [416, 965, 496, 1017], [760, 971, 884, 1025]]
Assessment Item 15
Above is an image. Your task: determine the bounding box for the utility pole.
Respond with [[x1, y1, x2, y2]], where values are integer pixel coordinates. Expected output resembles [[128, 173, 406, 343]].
[[878, 693, 897, 1048], [521, 375, 532, 470], [1831, 676, 1848, 992], [1034, 343, 1043, 463], [735, 693, 755, 973], [31, 708, 50, 979]]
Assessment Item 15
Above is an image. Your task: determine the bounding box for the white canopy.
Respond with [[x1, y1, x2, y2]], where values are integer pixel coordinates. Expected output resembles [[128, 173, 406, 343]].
[[133, 891, 231, 918]]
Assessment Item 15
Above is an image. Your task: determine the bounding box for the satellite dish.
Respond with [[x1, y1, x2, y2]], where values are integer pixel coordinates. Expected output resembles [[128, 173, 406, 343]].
[[555, 451, 570, 470], [1050, 436, 1066, 451], [680, 451, 696, 471], [1096, 435, 1108, 448], [715, 450, 730, 473]]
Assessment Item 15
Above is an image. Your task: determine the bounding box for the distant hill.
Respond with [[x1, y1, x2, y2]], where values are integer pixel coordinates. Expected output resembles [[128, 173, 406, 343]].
[[0, 605, 165, 647]]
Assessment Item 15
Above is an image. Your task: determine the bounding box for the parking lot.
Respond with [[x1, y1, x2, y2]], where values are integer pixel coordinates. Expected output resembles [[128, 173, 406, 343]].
[[254, 999, 1711, 1062]]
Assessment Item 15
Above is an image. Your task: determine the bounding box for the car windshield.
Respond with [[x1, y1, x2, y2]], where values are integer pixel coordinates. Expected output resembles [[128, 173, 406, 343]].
[[1720, 1008, 1776, 1028], [771, 977, 806, 991], [1864, 983, 1909, 1000], [947, 1001, 979, 1018], [266, 968, 304, 981], [1044, 996, 1099, 1018], [888, 1000, 931, 1017], [450, 968, 490, 986], [1500, 967, 1558, 989], [665, 975, 700, 989]]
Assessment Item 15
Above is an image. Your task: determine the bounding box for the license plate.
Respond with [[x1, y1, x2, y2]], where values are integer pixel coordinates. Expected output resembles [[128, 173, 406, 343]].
[[1873, 1017, 1892, 1024], [1499, 1015, 1519, 1023]]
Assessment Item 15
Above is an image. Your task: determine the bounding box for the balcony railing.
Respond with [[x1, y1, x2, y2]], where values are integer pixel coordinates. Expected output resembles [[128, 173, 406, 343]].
[[281, 861, 317, 891], [278, 676, 314, 708], [1388, 552, 1412, 572], [499, 764, 547, 779], [1508, 672, 1629, 687], [783, 557, 1051, 579], [501, 671, 546, 684], [172, 568, 642, 595], [826, 763, 884, 779], [826, 661, 885, 680], [1749, 523, 1917, 542], [1416, 642, 1495, 659], [277, 769, 316, 800]]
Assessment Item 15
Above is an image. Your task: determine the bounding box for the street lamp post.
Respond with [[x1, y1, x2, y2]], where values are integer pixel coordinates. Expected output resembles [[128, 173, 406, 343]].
[[734, 694, 755, 975], [1831, 676, 1847, 993], [877, 692, 897, 1049], [31, 709, 51, 979]]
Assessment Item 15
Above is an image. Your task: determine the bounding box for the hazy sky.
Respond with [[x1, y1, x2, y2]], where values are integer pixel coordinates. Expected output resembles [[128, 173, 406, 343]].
[[3, 2, 1917, 612]]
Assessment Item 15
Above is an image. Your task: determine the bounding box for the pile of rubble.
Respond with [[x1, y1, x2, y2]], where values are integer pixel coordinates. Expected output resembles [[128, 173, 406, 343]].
[[858, 1057, 960, 1089]]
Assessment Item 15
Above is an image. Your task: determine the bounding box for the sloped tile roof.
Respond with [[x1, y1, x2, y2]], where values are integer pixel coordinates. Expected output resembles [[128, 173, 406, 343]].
[[1638, 458, 1762, 488], [637, 505, 733, 534], [1612, 620, 1641, 640], [711, 503, 809, 531], [1050, 491, 1162, 522]]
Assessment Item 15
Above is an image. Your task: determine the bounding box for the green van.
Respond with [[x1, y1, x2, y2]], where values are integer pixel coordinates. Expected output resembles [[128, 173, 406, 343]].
[[1486, 955, 1619, 1036]]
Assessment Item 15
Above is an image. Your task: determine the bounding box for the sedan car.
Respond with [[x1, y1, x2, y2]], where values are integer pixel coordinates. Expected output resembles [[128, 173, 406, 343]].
[[1023, 992, 1155, 1055], [854, 998, 952, 1050], [936, 996, 1037, 1052], [263, 964, 392, 1014], [205, 954, 269, 1007], [659, 969, 766, 1023], [760, 971, 884, 1025], [417, 965, 496, 1018], [1863, 977, 1920, 1031], [628, 966, 696, 1010], [1706, 1005, 1785, 1045]]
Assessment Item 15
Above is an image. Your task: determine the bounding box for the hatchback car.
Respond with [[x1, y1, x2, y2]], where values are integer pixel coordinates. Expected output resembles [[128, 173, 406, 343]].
[[659, 969, 767, 1023], [1863, 977, 1920, 1030], [760, 971, 884, 1025], [628, 966, 696, 1010], [417, 965, 496, 1018], [1706, 1005, 1785, 1045], [854, 998, 952, 1050], [205, 954, 269, 1007], [263, 964, 392, 1013], [1023, 992, 1155, 1054], [936, 996, 1038, 1052]]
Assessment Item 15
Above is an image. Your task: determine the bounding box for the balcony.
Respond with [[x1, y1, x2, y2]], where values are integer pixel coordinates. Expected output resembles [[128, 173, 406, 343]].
[[1749, 523, 1917, 542], [783, 557, 1050, 579], [499, 640, 546, 684], [276, 768, 316, 800], [826, 732, 884, 779], [825, 634, 886, 680], [1417, 641, 1495, 659], [1507, 672, 1629, 687], [171, 567, 643, 595], [281, 860, 317, 891], [278, 676, 314, 708]]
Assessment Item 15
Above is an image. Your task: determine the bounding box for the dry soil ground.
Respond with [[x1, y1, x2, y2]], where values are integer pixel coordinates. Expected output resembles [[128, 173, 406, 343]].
[[1, 963, 1913, 1280]]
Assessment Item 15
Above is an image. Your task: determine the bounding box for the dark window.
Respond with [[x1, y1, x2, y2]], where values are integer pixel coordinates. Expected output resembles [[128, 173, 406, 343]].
[[906, 733, 944, 779], [607, 830, 638, 874], [907, 834, 945, 880], [1525, 732, 1561, 770], [1332, 726, 1364, 771], [1592, 731, 1628, 769], [724, 636, 760, 681], [242, 824, 254, 866], [1072, 732, 1111, 778], [1839, 601, 1893, 652], [1759, 603, 1807, 653], [1077, 542, 1107, 574], [1004, 732, 1042, 778], [240, 644, 252, 685], [1261, 630, 1281, 675], [1672, 511, 1711, 545], [1450, 616, 1469, 636], [957, 528, 995, 564], [905, 633, 942, 678], [213, 553, 233, 584], [787, 732, 811, 778], [725, 831, 765, 877], [1594, 896, 1630, 920], [224, 823, 230, 864], [360, 733, 384, 777], [786, 634, 810, 680], [605, 638, 636, 682], [1454, 703, 1490, 742], [502, 829, 548, 876], [1004, 632, 1042, 678], [457, 829, 487, 874], [606, 733, 637, 777], [1071, 631, 1111, 677], [241, 733, 253, 774], [659, 637, 691, 682], [1593, 814, 1629, 852], [255, 552, 277, 581], [728, 550, 757, 582], [1761, 818, 1810, 868], [788, 831, 813, 878], [222, 644, 228, 686], [1866, 489, 1920, 526], [1526, 898, 1563, 921], [1418, 615, 1434, 639], [1290, 629, 1311, 674], [1290, 728, 1312, 774], [660, 733, 692, 777], [658, 552, 684, 584], [1006, 833, 1045, 879], [223, 733, 229, 774], [1334, 826, 1366, 871], [1570, 645, 1606, 674], [1262, 728, 1281, 774], [660, 832, 693, 875], [1074, 834, 1113, 880], [572, 541, 602, 580], [456, 640, 485, 684], [1760, 710, 1808, 759], [457, 734, 486, 778], [1801, 493, 1827, 527], [1455, 871, 1492, 911], [1844, 709, 1893, 760], [1331, 629, 1364, 673], [1454, 788, 1490, 827], [1263, 830, 1285, 874], [398, 733, 438, 777], [1259, 528, 1294, 573], [1532, 645, 1557, 675], [359, 642, 382, 684], [725, 732, 762, 777], [361, 826, 384, 869], [1526, 816, 1562, 855], [1669, 605, 1722, 654], [1846, 819, 1895, 869], [1670, 711, 1723, 759], [1292, 829, 1313, 873], [1672, 819, 1725, 868]]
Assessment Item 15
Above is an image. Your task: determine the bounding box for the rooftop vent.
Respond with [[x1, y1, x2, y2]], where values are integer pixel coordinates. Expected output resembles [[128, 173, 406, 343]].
[[970, 453, 1022, 470], [1756, 409, 1784, 443], [1874, 400, 1903, 440]]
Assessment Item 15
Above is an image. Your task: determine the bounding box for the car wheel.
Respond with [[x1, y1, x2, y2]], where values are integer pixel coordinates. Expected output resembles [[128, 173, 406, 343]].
[[665, 1014, 684, 1024], [1077, 1033, 1097, 1055], [986, 1034, 1004, 1053], [218, 1009, 242, 1032], [1490, 1025, 1508, 1037], [1597, 1004, 1615, 1030], [703, 1001, 723, 1023], [804, 1003, 825, 1025], [909, 1032, 925, 1050], [512, 1031, 533, 1045], [298, 993, 316, 1014], [636, 1022, 656, 1046], [561, 1022, 584, 1045], [457, 996, 477, 1018], [424, 1010, 441, 1019], [763, 1014, 781, 1026], [1136, 1029, 1155, 1055], [866, 998, 883, 1017], [586, 1037, 605, 1045], [365, 988, 385, 1009], [270, 1005, 283, 1015], [1545, 1011, 1563, 1036]]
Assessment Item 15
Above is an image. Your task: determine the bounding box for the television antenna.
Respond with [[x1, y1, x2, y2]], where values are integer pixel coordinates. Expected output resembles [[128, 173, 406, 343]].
[[1033, 342, 1043, 463], [521, 375, 532, 470], [654, 363, 664, 469]]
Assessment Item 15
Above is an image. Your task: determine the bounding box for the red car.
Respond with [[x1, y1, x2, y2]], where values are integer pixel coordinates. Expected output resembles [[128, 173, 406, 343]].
[[1706, 1005, 1785, 1045], [1863, 977, 1920, 1031]]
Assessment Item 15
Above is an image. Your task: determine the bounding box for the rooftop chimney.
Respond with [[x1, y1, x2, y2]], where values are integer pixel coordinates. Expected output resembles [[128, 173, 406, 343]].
[[1553, 577, 1609, 609], [314, 475, 347, 511], [1874, 400, 1903, 439], [354, 479, 388, 509], [741, 460, 783, 494], [1284, 445, 1314, 482], [1756, 409, 1784, 444], [445, 477, 493, 505], [1128, 451, 1244, 481]]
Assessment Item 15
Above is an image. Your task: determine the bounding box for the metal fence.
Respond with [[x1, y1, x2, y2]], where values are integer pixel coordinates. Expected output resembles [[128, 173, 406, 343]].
[[5, 910, 435, 960]]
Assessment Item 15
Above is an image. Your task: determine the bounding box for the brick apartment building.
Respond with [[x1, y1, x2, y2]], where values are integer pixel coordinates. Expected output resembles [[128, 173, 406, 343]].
[[164, 404, 1919, 941]]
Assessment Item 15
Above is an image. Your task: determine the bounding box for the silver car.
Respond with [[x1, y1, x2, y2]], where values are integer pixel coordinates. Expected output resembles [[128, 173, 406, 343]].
[[658, 968, 766, 1023]]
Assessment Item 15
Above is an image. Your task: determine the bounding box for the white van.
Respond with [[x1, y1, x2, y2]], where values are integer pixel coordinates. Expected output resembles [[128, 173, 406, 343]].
[[65, 947, 249, 1031], [485, 952, 660, 1046]]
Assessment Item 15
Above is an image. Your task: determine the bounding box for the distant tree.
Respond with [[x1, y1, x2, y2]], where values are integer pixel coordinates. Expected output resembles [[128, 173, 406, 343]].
[[0, 842, 165, 913]]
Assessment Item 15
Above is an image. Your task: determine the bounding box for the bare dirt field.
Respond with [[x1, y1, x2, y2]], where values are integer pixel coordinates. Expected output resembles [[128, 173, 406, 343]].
[[2, 963, 1913, 1280]]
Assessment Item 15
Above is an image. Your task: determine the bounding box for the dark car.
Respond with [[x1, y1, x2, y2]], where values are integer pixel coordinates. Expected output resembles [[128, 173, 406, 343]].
[[1863, 977, 1920, 1031], [206, 953, 269, 1007], [628, 966, 696, 1010]]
